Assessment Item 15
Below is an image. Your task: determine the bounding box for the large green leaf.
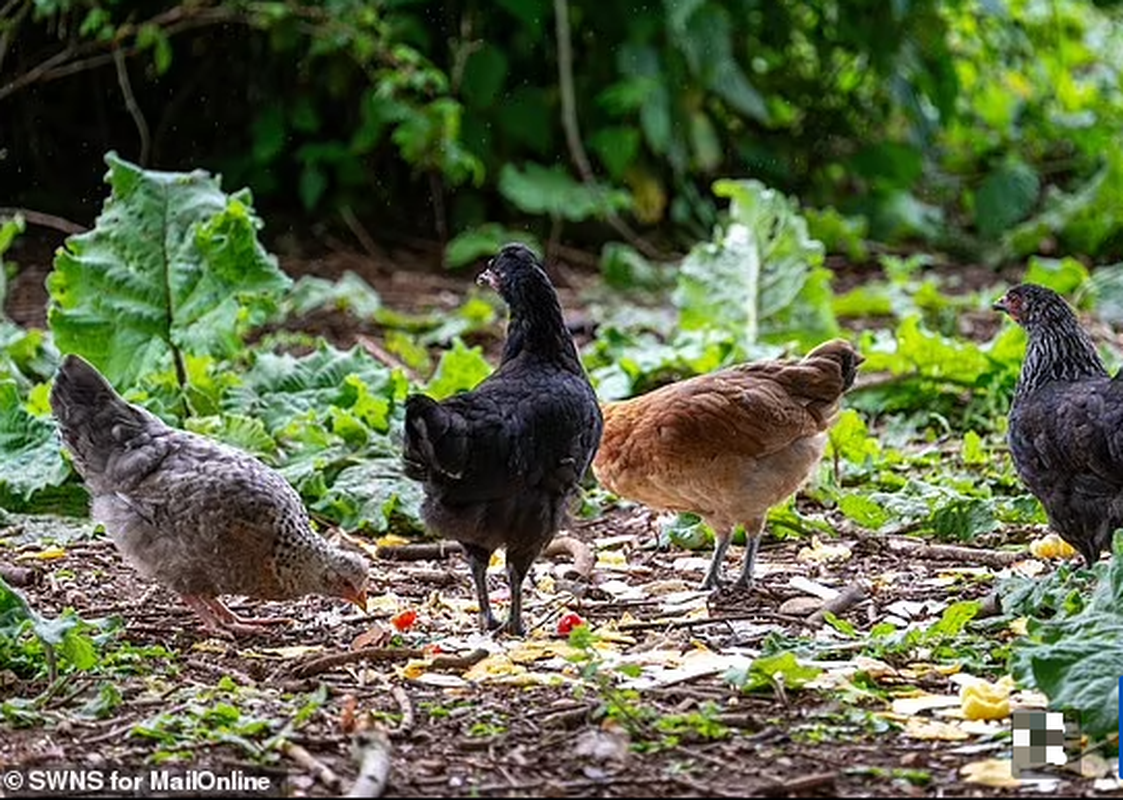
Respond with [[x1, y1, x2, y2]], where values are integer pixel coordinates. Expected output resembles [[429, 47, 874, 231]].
[[0, 381, 72, 508], [974, 158, 1040, 240], [47, 153, 292, 389], [673, 179, 835, 350], [1010, 533, 1123, 736], [498, 163, 631, 222], [228, 344, 400, 435]]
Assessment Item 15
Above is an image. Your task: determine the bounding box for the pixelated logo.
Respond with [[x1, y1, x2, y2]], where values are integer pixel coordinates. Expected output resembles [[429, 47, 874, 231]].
[[1010, 709, 1082, 778]]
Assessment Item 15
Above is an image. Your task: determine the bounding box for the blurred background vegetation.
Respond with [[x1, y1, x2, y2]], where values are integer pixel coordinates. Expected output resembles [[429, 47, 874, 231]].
[[3, 0, 1122, 264]]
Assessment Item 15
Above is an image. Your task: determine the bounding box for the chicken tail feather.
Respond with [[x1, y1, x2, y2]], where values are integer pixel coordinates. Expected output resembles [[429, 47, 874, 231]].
[[403, 394, 468, 481], [49, 355, 154, 478]]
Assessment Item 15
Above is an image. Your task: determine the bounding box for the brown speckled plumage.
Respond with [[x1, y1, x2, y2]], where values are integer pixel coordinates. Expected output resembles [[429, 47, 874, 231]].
[[49, 355, 369, 636]]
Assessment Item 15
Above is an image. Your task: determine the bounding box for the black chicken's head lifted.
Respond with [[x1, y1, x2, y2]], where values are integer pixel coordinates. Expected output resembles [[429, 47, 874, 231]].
[[993, 283, 1079, 331], [477, 243, 553, 304]]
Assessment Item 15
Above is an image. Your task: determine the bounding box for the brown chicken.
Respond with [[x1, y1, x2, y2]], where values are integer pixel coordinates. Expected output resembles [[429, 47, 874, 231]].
[[593, 339, 862, 589]]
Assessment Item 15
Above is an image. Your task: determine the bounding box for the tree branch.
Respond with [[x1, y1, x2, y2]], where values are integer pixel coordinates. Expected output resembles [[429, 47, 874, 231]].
[[553, 0, 669, 261], [112, 44, 150, 167]]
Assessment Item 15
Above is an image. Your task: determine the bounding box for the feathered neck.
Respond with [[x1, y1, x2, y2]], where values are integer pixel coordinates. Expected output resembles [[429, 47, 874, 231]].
[[501, 281, 582, 373], [1017, 312, 1107, 399]]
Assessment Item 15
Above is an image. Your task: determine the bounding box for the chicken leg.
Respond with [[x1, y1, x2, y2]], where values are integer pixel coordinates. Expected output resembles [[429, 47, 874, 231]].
[[464, 544, 502, 632], [702, 519, 764, 590], [181, 595, 294, 638]]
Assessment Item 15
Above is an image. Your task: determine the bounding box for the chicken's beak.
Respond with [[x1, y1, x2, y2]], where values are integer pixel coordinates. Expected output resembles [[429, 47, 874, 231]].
[[344, 586, 368, 613], [477, 266, 500, 292], [993, 295, 1009, 314]]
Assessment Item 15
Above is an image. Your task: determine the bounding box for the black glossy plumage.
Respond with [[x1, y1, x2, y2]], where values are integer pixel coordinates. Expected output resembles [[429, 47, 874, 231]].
[[997, 283, 1123, 566], [402, 244, 603, 634]]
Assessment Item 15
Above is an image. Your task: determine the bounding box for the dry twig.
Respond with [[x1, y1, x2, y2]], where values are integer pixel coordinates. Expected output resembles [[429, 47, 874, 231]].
[[282, 742, 342, 792], [806, 581, 868, 628], [347, 728, 392, 797]]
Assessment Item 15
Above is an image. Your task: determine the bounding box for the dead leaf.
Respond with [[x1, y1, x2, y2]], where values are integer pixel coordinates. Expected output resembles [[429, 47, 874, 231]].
[[16, 545, 67, 562], [959, 759, 1020, 788], [1028, 533, 1076, 560], [955, 674, 1015, 722], [351, 623, 392, 650], [903, 717, 971, 741], [796, 537, 852, 564], [787, 575, 840, 601]]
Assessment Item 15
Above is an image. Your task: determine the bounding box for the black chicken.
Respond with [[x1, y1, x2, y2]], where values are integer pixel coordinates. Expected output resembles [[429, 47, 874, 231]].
[[402, 244, 603, 635], [996, 282, 1123, 566]]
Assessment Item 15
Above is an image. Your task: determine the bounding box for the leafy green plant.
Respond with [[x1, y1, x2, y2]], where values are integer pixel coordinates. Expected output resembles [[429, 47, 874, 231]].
[[0, 575, 112, 683], [48, 153, 291, 392], [724, 652, 822, 694], [1008, 533, 1123, 737]]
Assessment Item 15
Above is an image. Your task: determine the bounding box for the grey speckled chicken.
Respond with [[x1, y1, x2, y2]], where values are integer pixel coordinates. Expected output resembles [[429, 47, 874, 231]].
[[49, 355, 369, 636], [403, 244, 603, 636]]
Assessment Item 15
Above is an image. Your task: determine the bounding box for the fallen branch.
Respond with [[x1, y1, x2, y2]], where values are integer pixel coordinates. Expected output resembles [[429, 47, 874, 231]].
[[542, 535, 594, 580], [806, 581, 868, 628], [282, 742, 342, 793], [347, 728, 392, 797], [374, 541, 463, 562], [388, 684, 413, 739], [294, 646, 489, 679], [758, 772, 837, 797], [883, 538, 1025, 569], [294, 647, 428, 678], [0, 207, 85, 235]]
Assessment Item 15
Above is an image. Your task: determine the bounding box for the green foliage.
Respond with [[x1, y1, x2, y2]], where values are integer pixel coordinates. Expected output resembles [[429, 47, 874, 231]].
[[0, 575, 109, 683], [675, 179, 837, 350], [1008, 534, 1123, 737], [498, 163, 631, 222], [48, 153, 291, 389], [444, 226, 540, 270], [0, 214, 26, 310], [0, 382, 73, 511], [725, 652, 823, 693], [10, 1, 1123, 258], [587, 179, 840, 398]]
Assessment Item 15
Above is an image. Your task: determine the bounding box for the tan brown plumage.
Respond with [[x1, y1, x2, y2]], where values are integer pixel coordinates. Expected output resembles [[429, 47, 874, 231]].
[[593, 339, 862, 589]]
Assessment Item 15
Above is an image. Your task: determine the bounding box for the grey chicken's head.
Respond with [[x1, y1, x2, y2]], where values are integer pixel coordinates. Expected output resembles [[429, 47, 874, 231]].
[[993, 284, 1079, 332], [315, 547, 370, 611], [476, 243, 554, 306]]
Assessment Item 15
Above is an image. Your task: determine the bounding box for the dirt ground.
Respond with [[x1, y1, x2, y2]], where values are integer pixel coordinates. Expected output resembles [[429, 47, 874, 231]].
[[0, 228, 1106, 797]]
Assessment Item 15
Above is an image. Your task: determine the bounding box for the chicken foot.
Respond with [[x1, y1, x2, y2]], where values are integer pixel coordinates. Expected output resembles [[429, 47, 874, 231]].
[[181, 595, 294, 637], [701, 520, 764, 590]]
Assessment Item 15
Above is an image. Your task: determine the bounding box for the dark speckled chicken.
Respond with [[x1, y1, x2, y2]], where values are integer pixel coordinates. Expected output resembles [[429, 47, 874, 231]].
[[996, 283, 1123, 567], [402, 244, 603, 636], [49, 355, 369, 636]]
